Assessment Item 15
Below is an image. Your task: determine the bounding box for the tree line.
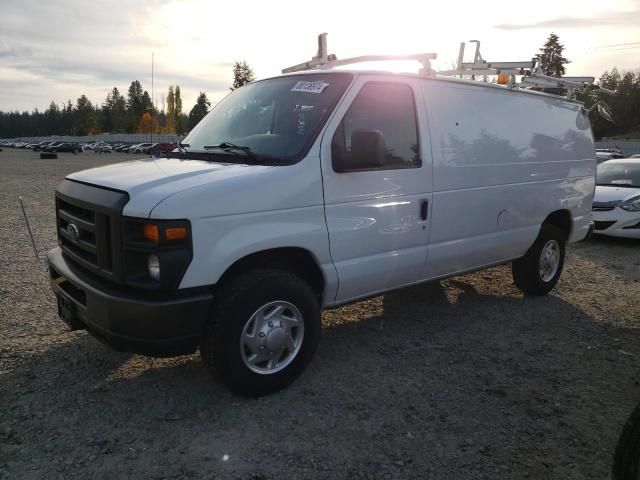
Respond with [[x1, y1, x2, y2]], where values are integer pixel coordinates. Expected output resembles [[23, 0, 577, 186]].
[[580, 68, 640, 139], [539, 33, 640, 139], [0, 61, 255, 138], [0, 81, 211, 138]]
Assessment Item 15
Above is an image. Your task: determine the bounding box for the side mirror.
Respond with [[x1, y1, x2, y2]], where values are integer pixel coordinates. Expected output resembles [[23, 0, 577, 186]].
[[334, 129, 386, 172], [597, 102, 615, 124], [585, 100, 616, 124]]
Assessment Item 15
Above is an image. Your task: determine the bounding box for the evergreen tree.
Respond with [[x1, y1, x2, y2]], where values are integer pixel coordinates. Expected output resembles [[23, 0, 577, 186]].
[[230, 61, 255, 90], [188, 92, 211, 130], [127, 80, 144, 131], [165, 86, 176, 134], [44, 101, 61, 135], [141, 91, 154, 113], [74, 95, 97, 135], [538, 33, 569, 78], [102, 87, 127, 133], [112, 88, 127, 132], [175, 86, 184, 134], [62, 100, 74, 134]]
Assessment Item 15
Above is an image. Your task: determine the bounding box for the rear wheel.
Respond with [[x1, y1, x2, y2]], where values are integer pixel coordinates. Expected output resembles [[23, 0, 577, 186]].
[[512, 224, 566, 295], [200, 268, 321, 396]]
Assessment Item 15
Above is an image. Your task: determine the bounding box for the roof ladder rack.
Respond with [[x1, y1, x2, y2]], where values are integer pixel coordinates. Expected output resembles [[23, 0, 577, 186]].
[[439, 40, 614, 99], [439, 40, 536, 77], [282, 33, 438, 77]]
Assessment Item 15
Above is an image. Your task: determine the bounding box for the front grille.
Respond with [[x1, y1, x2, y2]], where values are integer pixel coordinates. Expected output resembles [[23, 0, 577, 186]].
[[55, 180, 128, 284], [58, 198, 100, 266], [592, 206, 615, 212], [594, 220, 616, 231]]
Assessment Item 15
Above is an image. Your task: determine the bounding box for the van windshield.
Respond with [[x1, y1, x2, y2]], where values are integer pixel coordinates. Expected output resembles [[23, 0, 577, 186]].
[[183, 73, 353, 163]]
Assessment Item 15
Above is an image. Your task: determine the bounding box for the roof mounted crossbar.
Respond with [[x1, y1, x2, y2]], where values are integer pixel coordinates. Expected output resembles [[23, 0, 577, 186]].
[[282, 33, 438, 77]]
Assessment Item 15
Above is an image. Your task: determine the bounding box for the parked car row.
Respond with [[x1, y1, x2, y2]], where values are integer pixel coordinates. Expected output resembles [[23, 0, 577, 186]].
[[1, 140, 179, 155], [0, 140, 80, 152]]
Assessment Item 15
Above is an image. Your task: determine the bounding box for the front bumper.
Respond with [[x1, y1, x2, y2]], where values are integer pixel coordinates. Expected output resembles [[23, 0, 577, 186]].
[[592, 208, 640, 239], [47, 247, 213, 357]]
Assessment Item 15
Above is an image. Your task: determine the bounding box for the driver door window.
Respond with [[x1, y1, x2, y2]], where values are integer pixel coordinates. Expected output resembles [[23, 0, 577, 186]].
[[331, 82, 420, 172]]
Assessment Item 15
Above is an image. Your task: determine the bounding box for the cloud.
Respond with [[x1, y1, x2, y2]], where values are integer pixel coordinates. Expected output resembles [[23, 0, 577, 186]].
[[494, 9, 640, 30], [0, 0, 233, 111]]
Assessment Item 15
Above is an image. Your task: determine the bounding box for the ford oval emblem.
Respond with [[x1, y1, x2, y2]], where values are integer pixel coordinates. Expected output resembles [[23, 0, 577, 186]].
[[67, 223, 80, 243]]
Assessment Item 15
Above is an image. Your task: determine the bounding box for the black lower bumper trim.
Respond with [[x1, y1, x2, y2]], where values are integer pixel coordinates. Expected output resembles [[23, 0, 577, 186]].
[[48, 247, 212, 357]]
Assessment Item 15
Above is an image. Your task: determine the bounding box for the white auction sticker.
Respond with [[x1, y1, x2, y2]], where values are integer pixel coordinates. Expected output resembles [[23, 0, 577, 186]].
[[291, 81, 330, 94]]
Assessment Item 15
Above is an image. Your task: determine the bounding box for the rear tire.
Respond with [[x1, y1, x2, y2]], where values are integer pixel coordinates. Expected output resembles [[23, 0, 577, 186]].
[[200, 268, 321, 397], [512, 224, 565, 295]]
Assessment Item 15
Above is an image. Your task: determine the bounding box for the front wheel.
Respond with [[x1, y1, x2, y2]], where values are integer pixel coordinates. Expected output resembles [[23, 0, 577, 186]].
[[613, 402, 640, 479], [200, 269, 321, 396], [512, 224, 566, 296]]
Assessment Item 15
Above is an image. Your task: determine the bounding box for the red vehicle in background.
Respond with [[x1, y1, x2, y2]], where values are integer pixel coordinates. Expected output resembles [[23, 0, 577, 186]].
[[144, 142, 177, 155]]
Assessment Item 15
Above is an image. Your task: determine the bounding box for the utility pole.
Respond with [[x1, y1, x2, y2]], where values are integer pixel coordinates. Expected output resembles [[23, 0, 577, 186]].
[[151, 52, 154, 144]]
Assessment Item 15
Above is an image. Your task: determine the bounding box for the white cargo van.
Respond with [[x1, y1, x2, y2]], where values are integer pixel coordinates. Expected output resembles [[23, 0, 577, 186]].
[[48, 36, 603, 395]]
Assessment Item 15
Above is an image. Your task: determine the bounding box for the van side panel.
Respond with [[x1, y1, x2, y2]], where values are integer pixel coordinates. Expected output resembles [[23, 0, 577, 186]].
[[422, 81, 595, 279]]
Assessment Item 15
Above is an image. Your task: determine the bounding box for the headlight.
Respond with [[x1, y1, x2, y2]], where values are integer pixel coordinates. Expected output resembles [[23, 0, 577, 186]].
[[147, 254, 160, 281], [122, 218, 192, 291], [620, 196, 640, 212]]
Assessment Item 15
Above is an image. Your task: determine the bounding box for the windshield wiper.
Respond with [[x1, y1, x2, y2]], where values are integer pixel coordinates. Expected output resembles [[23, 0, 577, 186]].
[[177, 142, 190, 154], [202, 142, 263, 163]]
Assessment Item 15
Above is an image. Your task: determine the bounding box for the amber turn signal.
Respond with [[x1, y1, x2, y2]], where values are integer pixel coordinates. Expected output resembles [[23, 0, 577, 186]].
[[143, 223, 159, 242], [165, 227, 187, 241]]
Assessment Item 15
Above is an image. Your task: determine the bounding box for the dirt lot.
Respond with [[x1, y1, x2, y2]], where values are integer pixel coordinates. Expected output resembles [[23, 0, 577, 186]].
[[1, 148, 639, 479]]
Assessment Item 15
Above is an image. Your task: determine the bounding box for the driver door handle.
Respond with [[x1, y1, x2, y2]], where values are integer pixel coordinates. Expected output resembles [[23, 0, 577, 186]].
[[420, 199, 429, 221]]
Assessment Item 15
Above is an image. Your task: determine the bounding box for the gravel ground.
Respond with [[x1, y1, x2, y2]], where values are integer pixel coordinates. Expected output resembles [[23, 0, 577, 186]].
[[1, 148, 639, 480]]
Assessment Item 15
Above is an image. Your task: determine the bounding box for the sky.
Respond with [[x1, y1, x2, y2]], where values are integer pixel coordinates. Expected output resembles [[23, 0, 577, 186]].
[[1, 0, 639, 113]]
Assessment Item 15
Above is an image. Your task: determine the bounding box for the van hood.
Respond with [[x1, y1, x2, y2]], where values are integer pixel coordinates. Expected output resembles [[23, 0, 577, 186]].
[[68, 157, 264, 192], [67, 157, 274, 217]]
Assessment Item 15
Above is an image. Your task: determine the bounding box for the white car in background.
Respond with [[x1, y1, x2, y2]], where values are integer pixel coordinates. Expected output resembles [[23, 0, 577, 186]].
[[131, 143, 154, 153], [93, 143, 113, 153], [592, 159, 640, 238]]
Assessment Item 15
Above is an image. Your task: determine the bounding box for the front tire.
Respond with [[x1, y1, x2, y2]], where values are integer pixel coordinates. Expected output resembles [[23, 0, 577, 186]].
[[200, 269, 321, 396], [613, 402, 640, 479], [512, 224, 566, 295]]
